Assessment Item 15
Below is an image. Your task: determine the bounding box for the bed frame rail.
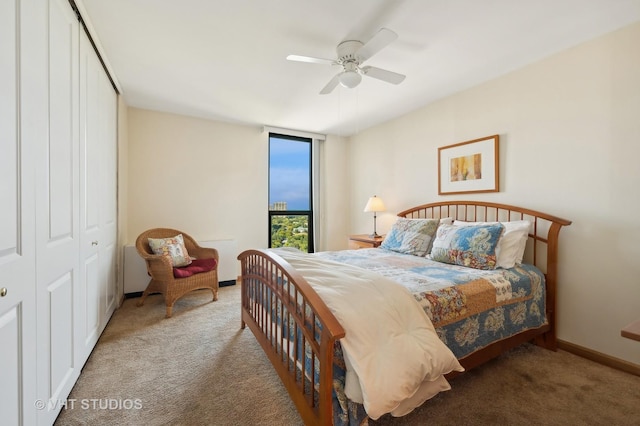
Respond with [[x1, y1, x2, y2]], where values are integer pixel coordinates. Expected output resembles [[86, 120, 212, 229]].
[[238, 249, 345, 426]]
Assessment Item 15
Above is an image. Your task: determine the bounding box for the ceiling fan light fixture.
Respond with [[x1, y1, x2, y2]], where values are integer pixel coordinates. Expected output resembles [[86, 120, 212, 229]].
[[288, 28, 404, 94], [338, 70, 362, 88]]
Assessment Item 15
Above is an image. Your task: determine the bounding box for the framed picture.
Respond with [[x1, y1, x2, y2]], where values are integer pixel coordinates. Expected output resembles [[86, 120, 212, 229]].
[[438, 135, 499, 195]]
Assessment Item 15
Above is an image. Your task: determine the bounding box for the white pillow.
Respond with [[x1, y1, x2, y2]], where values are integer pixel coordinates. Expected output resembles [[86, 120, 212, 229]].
[[453, 220, 531, 269], [390, 375, 452, 417], [425, 217, 453, 255]]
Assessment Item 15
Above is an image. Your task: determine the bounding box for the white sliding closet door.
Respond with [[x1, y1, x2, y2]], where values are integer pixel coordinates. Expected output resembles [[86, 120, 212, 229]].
[[99, 60, 118, 329], [78, 29, 118, 360], [35, 0, 81, 423], [3, 0, 119, 423], [0, 0, 37, 424]]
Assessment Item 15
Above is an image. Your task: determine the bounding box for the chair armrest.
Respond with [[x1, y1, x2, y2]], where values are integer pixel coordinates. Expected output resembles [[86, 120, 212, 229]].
[[189, 247, 219, 262], [141, 254, 175, 281]]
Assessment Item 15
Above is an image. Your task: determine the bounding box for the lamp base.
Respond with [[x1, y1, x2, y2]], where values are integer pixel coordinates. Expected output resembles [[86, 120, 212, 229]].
[[369, 232, 381, 238]]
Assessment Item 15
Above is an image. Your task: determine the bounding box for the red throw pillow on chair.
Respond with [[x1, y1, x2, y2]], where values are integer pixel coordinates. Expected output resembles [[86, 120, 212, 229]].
[[173, 258, 217, 278]]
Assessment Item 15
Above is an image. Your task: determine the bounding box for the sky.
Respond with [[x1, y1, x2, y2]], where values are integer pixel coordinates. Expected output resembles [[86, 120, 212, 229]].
[[269, 137, 310, 210]]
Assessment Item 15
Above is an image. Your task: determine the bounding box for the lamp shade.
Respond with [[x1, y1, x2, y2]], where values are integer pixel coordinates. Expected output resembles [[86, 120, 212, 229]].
[[363, 196, 385, 213]]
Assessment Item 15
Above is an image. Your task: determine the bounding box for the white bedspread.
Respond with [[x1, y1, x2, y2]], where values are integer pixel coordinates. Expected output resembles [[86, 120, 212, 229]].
[[273, 248, 464, 420]]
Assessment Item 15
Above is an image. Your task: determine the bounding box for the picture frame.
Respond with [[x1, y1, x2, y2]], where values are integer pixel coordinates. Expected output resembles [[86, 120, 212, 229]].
[[438, 135, 499, 195]]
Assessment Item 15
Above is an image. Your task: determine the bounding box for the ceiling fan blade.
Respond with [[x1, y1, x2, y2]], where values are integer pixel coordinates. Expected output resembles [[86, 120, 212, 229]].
[[356, 28, 398, 62], [286, 54, 336, 66], [319, 74, 341, 95], [361, 66, 406, 85]]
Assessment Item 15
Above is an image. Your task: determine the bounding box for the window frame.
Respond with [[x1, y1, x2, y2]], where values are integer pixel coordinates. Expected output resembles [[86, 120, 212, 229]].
[[268, 133, 314, 253]]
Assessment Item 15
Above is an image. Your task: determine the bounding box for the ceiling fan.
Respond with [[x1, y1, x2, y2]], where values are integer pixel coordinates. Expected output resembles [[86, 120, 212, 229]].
[[287, 28, 406, 95]]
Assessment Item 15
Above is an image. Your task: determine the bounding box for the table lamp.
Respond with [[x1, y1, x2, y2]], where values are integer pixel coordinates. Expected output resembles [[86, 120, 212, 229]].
[[363, 195, 385, 238]]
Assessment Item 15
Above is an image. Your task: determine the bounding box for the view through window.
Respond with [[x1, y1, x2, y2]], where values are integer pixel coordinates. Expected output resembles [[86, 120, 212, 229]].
[[268, 133, 313, 252]]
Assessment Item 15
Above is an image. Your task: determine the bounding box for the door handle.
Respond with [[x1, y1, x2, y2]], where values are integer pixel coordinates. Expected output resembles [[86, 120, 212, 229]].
[[91, 241, 98, 246], [0, 288, 7, 297]]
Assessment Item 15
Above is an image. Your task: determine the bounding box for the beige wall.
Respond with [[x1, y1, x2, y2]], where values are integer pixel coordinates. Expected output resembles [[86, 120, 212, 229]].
[[126, 108, 350, 266], [348, 22, 640, 366], [127, 109, 267, 250]]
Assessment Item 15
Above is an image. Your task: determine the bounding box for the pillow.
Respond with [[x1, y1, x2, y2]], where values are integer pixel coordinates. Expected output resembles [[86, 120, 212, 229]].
[[453, 220, 531, 269], [439, 217, 454, 226], [430, 223, 504, 270], [424, 217, 454, 255], [380, 218, 440, 256], [148, 234, 192, 267]]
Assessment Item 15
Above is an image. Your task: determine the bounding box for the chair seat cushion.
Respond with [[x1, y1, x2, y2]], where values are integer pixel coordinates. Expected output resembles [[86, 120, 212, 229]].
[[173, 258, 217, 278]]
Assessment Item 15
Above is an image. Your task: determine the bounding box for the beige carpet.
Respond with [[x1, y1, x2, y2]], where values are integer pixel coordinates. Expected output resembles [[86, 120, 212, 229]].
[[55, 285, 640, 426]]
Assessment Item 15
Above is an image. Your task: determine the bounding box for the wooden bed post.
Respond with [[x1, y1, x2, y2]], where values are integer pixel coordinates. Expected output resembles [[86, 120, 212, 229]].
[[535, 221, 565, 350]]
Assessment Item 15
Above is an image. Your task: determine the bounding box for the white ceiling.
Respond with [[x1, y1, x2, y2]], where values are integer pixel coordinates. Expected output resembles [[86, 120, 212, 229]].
[[80, 0, 640, 137]]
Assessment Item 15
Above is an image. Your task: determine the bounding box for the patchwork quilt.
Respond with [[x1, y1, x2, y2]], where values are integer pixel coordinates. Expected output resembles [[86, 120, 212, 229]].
[[315, 248, 547, 359]]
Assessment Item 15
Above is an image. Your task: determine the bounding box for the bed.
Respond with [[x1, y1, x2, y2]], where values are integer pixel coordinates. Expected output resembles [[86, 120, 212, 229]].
[[238, 201, 571, 425]]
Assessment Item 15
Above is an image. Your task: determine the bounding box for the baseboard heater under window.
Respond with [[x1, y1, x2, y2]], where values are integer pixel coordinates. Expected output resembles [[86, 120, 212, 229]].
[[124, 239, 238, 295]]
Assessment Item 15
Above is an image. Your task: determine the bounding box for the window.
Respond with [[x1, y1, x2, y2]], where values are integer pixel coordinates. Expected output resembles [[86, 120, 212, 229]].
[[268, 133, 313, 252]]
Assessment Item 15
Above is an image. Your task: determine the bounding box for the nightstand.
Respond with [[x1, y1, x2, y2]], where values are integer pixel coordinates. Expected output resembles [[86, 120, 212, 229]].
[[348, 234, 385, 249], [621, 319, 640, 342]]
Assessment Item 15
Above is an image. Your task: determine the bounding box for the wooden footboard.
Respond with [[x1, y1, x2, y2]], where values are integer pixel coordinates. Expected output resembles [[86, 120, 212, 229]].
[[239, 201, 570, 425], [238, 249, 344, 426]]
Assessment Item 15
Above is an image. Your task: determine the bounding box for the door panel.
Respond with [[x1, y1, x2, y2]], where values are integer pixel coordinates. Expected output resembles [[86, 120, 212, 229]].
[[79, 29, 102, 357], [36, 0, 80, 423], [104, 241, 117, 315], [48, 0, 77, 241], [84, 254, 100, 346], [100, 66, 118, 318], [0, 0, 18, 255], [0, 307, 22, 426], [79, 27, 118, 358], [48, 273, 74, 400], [0, 0, 37, 424]]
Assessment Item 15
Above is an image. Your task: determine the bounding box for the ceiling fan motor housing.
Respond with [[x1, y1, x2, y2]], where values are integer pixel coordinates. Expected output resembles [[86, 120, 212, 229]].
[[337, 40, 364, 65]]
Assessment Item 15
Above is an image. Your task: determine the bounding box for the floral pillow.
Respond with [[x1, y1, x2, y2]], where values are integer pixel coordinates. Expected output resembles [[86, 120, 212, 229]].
[[453, 220, 531, 269], [380, 218, 441, 257], [148, 234, 192, 267], [430, 223, 505, 270]]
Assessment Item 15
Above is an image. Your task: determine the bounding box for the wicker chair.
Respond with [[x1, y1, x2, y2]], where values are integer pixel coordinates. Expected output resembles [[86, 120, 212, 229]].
[[135, 228, 219, 318]]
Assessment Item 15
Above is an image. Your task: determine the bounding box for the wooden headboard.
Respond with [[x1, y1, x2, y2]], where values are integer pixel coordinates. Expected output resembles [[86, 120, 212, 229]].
[[398, 200, 571, 272]]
